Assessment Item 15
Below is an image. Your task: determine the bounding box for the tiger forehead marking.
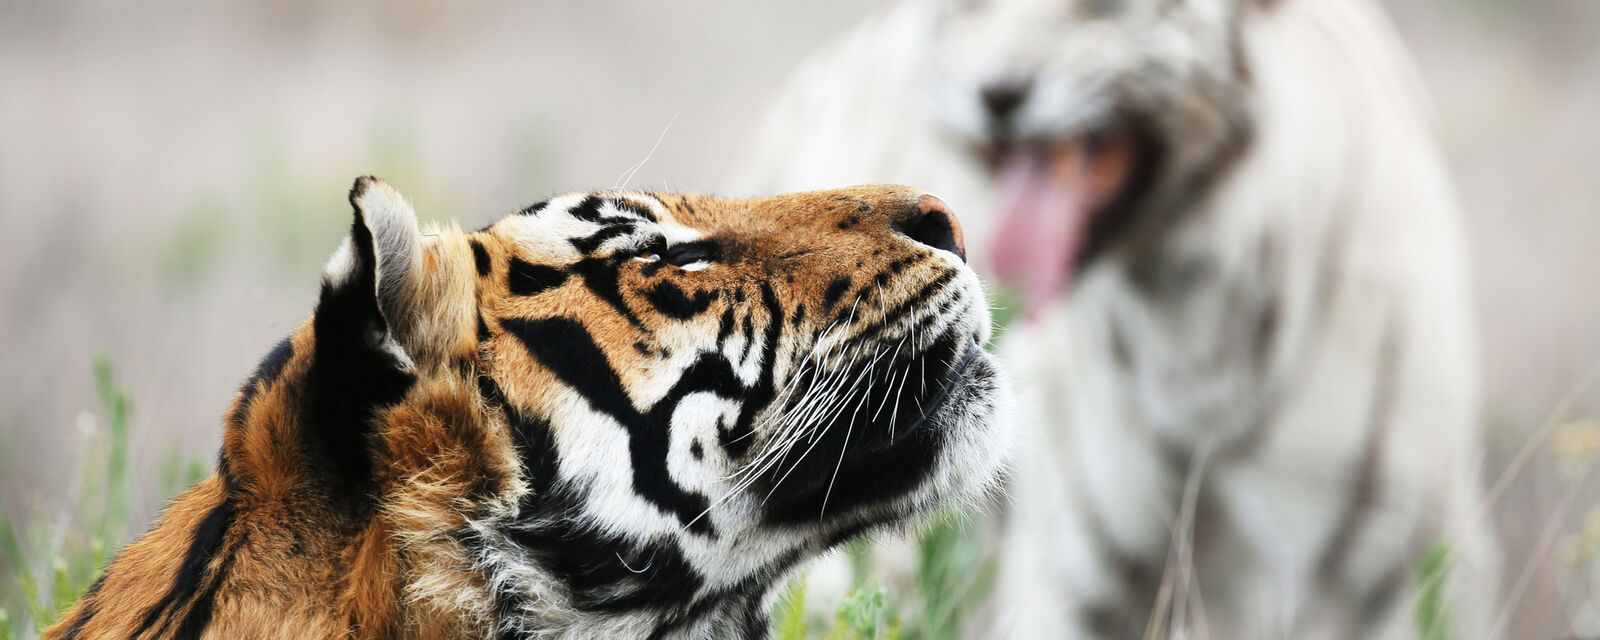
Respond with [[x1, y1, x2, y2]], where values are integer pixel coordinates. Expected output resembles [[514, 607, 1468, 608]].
[[47, 177, 1010, 640]]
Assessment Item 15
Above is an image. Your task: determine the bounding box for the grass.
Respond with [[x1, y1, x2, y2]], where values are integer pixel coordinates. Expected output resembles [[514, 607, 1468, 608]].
[[0, 357, 210, 639], [776, 581, 897, 640], [1415, 543, 1454, 640], [770, 514, 997, 640], [1, 357, 134, 638]]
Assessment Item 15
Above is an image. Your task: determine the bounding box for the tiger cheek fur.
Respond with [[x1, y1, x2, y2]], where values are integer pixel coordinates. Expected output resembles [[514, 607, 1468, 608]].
[[45, 178, 1011, 640]]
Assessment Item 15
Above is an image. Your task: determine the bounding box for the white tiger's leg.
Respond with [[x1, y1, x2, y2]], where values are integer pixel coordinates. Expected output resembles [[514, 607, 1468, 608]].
[[1426, 477, 1500, 640], [1284, 445, 1498, 640], [994, 436, 1108, 639], [995, 351, 1179, 638], [1209, 452, 1385, 639], [1206, 300, 1495, 640]]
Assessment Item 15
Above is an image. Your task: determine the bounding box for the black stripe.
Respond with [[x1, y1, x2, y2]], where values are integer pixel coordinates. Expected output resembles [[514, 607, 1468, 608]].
[[169, 546, 239, 640], [222, 336, 287, 495], [1253, 295, 1280, 371], [715, 307, 738, 345], [1358, 564, 1409, 632], [566, 195, 606, 222], [850, 267, 897, 307], [305, 316, 415, 509], [215, 451, 241, 497], [640, 260, 667, 279], [717, 284, 783, 460], [570, 257, 645, 328], [519, 200, 549, 216], [820, 277, 851, 313], [306, 210, 418, 507], [1317, 314, 1401, 583], [569, 223, 635, 255], [501, 317, 719, 534], [479, 375, 560, 503], [1218, 200, 1356, 463], [470, 239, 492, 276], [232, 336, 293, 424], [887, 299, 964, 374], [508, 258, 569, 297], [645, 282, 716, 320], [645, 548, 804, 640], [57, 571, 107, 640], [506, 506, 704, 614], [130, 498, 234, 639], [883, 255, 921, 275], [846, 269, 957, 344], [609, 197, 660, 223]]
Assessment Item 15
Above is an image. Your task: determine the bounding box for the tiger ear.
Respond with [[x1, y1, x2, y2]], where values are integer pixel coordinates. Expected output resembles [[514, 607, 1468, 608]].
[[318, 176, 422, 364]]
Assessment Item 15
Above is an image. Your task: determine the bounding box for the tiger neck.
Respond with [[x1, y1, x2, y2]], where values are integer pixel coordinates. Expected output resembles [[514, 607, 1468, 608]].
[[206, 328, 500, 637], [500, 592, 777, 640], [466, 491, 801, 640]]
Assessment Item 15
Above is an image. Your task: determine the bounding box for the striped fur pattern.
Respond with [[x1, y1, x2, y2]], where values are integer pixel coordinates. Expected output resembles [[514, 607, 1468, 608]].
[[45, 178, 1012, 639], [735, 0, 1497, 637]]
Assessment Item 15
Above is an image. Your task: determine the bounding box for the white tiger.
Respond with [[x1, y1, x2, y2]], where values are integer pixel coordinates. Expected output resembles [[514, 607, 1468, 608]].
[[732, 0, 1499, 637]]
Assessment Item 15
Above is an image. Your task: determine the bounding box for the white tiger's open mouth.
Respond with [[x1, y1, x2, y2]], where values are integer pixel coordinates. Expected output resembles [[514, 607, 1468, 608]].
[[978, 125, 1161, 319]]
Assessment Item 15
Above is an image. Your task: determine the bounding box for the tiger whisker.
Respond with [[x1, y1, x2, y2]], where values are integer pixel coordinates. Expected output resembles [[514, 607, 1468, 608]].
[[888, 359, 912, 438], [746, 299, 864, 458], [815, 354, 884, 518], [755, 343, 887, 508], [723, 340, 865, 492], [720, 309, 849, 472], [742, 343, 872, 491], [872, 335, 909, 425]]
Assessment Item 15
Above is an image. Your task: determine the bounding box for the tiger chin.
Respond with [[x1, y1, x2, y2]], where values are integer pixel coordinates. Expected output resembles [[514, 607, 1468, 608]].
[[45, 177, 1012, 640]]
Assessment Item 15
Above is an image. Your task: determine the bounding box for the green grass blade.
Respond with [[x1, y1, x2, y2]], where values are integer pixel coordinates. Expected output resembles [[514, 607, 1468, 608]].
[[1415, 542, 1453, 640], [773, 579, 810, 640]]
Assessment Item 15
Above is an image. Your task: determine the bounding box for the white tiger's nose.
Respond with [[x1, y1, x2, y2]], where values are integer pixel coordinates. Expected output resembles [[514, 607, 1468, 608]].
[[980, 80, 1031, 123]]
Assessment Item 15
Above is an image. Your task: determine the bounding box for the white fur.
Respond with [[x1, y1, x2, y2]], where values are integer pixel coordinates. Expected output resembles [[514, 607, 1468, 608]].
[[733, 0, 1497, 637], [322, 237, 358, 288], [355, 179, 422, 315], [323, 178, 422, 367]]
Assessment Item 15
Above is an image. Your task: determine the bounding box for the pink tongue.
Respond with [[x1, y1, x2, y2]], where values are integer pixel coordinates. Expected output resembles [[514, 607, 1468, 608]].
[[987, 143, 1131, 322]]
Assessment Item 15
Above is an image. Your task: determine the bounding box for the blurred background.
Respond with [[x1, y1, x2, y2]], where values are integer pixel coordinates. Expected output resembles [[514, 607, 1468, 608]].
[[0, 0, 1596, 636]]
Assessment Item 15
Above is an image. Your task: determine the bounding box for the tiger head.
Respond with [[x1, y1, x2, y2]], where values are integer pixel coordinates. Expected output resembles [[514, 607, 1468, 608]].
[[101, 177, 1010, 639], [923, 0, 1263, 310]]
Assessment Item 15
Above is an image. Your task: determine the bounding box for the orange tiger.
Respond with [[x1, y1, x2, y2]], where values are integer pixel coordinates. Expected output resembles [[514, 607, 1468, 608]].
[[46, 177, 1012, 639]]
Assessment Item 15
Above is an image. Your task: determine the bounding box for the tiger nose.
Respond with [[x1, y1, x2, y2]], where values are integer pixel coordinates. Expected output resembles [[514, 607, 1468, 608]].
[[980, 81, 1030, 123], [893, 194, 967, 262]]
